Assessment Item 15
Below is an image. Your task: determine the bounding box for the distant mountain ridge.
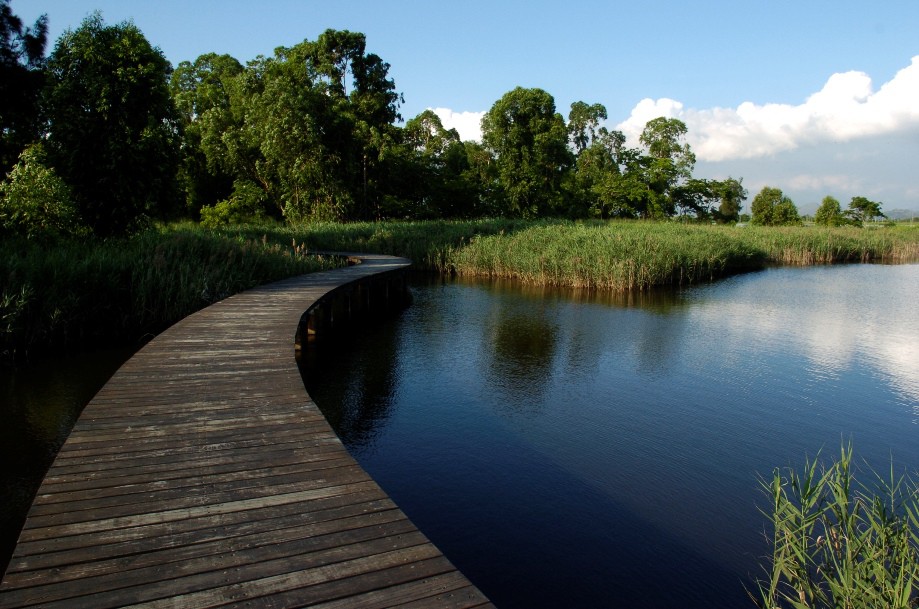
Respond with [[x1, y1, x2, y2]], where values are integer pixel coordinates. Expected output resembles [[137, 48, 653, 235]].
[[886, 209, 919, 220]]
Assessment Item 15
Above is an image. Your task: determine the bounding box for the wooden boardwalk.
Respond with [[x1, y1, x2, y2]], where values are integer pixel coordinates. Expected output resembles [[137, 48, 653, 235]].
[[0, 255, 493, 609]]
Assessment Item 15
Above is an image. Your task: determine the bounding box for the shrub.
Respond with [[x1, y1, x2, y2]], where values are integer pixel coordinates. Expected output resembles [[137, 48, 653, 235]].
[[199, 180, 267, 228], [0, 145, 86, 240]]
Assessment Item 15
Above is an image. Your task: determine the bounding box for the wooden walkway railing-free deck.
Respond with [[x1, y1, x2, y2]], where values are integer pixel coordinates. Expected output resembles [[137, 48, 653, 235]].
[[0, 255, 493, 609]]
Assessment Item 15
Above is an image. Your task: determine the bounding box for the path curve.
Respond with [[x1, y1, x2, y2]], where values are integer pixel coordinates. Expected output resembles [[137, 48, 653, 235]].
[[0, 254, 493, 609]]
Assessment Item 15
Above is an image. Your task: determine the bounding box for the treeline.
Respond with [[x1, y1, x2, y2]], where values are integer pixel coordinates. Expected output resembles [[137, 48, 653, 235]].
[[0, 4, 751, 239]]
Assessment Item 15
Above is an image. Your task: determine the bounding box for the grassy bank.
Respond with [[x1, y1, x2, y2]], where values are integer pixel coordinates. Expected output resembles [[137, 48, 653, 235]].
[[1, 227, 342, 362], [5, 219, 918, 362], [264, 219, 919, 290]]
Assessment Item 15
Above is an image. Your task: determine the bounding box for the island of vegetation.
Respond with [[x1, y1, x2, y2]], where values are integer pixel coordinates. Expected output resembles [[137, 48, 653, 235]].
[[2, 5, 919, 606]]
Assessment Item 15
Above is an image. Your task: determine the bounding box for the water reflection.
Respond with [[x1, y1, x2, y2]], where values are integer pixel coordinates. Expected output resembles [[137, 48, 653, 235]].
[[302, 265, 919, 609], [484, 309, 557, 416], [297, 323, 400, 450]]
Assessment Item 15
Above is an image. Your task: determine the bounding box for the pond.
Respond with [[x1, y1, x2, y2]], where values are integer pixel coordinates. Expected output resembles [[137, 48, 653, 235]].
[[300, 264, 919, 609]]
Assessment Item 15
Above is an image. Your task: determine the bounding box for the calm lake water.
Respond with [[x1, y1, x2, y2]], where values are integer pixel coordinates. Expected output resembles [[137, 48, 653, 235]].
[[302, 264, 919, 609]]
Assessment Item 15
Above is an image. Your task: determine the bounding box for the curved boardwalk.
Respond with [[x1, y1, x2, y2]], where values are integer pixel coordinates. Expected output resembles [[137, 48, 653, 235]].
[[0, 255, 493, 609]]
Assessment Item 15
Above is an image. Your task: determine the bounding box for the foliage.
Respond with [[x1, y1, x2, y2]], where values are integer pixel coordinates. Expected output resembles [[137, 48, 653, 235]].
[[0, 144, 85, 239], [171, 30, 402, 223], [814, 195, 846, 227], [198, 179, 267, 228], [755, 444, 919, 609], [0, 226, 342, 362], [482, 87, 573, 217], [714, 177, 748, 223], [43, 13, 181, 236], [0, 0, 47, 173], [4, 218, 918, 361], [846, 196, 886, 226], [168, 52, 243, 218], [447, 220, 765, 290], [751, 187, 802, 226]]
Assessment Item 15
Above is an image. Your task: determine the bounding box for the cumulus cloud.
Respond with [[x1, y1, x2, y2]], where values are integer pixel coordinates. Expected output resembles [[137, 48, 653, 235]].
[[429, 107, 485, 142], [617, 56, 919, 162]]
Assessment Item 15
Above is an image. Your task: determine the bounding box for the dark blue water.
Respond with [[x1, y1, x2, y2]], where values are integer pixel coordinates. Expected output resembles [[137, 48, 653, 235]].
[[306, 264, 919, 608]]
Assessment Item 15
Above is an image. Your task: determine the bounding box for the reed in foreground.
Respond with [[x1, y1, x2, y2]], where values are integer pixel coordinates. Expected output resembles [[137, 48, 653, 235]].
[[756, 444, 919, 609]]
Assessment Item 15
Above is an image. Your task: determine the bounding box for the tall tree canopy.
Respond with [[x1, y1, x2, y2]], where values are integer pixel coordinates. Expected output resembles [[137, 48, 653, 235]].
[[169, 52, 244, 216], [0, 0, 47, 172], [44, 14, 180, 236], [637, 117, 696, 218], [481, 87, 572, 217], [172, 29, 402, 222]]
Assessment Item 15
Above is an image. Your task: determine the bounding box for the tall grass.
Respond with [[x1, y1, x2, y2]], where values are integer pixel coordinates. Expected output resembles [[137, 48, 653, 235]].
[[5, 219, 917, 361], [225, 218, 529, 270], [0, 226, 341, 362], [740, 225, 919, 266], [447, 222, 768, 290], [268, 219, 919, 291], [756, 444, 919, 608]]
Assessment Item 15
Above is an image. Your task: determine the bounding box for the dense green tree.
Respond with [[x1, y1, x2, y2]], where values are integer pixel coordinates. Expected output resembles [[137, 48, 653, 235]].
[[169, 53, 244, 217], [395, 110, 479, 218], [44, 14, 181, 236], [482, 87, 573, 217], [571, 127, 631, 218], [637, 117, 696, 218], [179, 30, 402, 222], [846, 196, 885, 226], [671, 178, 719, 218], [814, 195, 845, 226], [0, 0, 47, 172], [750, 186, 801, 226], [305, 29, 402, 220], [459, 140, 502, 216]]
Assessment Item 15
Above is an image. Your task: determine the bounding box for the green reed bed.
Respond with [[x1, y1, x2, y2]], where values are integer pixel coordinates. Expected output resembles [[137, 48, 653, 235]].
[[6, 220, 916, 361], [274, 219, 919, 291], [739, 225, 919, 266], [448, 221, 768, 290], [0, 227, 342, 362]]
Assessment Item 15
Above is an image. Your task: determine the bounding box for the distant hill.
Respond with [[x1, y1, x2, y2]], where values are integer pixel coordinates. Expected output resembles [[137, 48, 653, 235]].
[[886, 208, 919, 220]]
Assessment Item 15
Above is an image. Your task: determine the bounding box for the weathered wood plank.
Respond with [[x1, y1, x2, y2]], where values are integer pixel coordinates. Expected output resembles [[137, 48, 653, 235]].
[[0, 255, 494, 608]]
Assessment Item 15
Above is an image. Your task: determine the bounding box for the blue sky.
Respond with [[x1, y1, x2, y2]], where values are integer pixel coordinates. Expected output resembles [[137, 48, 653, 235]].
[[16, 0, 919, 213]]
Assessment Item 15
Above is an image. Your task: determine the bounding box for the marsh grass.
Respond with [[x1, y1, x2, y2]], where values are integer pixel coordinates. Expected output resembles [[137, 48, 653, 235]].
[[5, 219, 917, 361], [0, 226, 341, 362], [756, 444, 919, 609], [267, 220, 918, 291]]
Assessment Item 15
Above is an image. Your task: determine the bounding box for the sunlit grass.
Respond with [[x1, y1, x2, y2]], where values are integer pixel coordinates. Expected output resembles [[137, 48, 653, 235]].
[[273, 219, 919, 291], [757, 444, 919, 608]]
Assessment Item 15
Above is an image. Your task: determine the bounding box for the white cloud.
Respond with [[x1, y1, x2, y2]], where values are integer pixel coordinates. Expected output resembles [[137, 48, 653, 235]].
[[429, 108, 486, 142], [617, 56, 919, 163]]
